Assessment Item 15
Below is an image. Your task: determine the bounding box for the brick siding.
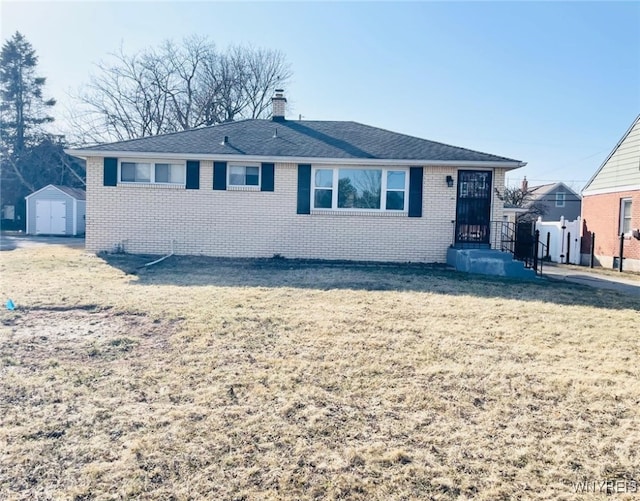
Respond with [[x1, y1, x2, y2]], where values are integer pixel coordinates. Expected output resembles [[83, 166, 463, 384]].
[[85, 157, 508, 263], [581, 190, 640, 271]]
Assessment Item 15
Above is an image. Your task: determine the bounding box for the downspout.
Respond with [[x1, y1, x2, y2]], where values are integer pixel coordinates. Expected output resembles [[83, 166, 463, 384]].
[[142, 240, 175, 267]]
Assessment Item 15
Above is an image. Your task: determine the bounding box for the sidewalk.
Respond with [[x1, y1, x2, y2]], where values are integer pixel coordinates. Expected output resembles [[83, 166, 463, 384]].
[[541, 263, 640, 297]]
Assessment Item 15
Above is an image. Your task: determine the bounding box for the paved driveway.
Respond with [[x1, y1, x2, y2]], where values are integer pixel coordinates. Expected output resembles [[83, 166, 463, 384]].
[[0, 234, 85, 251], [542, 264, 640, 297]]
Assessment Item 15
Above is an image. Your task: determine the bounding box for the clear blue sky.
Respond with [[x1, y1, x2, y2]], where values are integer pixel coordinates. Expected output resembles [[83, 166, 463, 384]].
[[3, 1, 639, 191]]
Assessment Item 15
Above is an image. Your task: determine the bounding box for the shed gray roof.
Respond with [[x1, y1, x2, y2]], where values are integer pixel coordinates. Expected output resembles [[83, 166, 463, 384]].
[[54, 185, 86, 200], [73, 119, 523, 165], [26, 184, 86, 200]]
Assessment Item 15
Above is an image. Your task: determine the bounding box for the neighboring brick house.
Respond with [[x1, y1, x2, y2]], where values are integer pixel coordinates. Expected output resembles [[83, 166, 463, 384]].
[[67, 91, 526, 263], [581, 114, 640, 271]]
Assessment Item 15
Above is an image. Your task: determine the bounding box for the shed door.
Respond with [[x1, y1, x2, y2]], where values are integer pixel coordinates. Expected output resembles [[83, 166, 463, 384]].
[[36, 200, 66, 235]]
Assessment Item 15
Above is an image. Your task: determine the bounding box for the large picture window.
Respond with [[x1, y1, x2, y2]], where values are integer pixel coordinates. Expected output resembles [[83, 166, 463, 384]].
[[312, 167, 408, 211], [120, 161, 185, 185]]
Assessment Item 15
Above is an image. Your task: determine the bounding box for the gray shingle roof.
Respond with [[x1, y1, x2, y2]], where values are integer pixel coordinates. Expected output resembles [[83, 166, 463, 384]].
[[529, 182, 580, 201], [76, 119, 522, 164], [54, 185, 86, 200]]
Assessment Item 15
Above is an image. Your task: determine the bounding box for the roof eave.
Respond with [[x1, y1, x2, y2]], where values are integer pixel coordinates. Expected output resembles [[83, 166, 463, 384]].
[[503, 206, 529, 213], [581, 114, 640, 193], [582, 183, 640, 196], [66, 149, 526, 169], [24, 184, 70, 200]]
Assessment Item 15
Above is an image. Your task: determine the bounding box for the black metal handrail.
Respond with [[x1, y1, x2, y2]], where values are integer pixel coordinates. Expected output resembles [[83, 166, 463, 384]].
[[532, 230, 547, 275], [450, 220, 546, 275]]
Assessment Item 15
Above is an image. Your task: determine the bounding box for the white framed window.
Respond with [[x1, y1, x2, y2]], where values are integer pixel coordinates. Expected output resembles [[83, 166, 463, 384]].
[[119, 160, 185, 185], [155, 163, 185, 184], [555, 191, 565, 207], [228, 164, 260, 187], [121, 161, 151, 183], [311, 167, 408, 212], [620, 198, 632, 236]]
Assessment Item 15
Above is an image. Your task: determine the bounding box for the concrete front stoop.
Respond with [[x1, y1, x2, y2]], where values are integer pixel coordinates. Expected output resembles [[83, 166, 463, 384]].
[[446, 248, 537, 279]]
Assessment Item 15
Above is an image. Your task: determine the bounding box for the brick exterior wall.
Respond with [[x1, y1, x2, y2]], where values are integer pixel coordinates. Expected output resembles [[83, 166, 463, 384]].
[[85, 157, 507, 263], [581, 190, 640, 271]]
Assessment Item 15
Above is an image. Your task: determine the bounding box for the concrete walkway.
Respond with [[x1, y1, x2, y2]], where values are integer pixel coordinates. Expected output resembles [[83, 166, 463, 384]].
[[0, 233, 85, 251], [541, 263, 640, 297]]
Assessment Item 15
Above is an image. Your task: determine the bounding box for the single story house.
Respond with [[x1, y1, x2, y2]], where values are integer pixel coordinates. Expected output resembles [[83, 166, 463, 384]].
[[526, 181, 581, 222], [67, 91, 526, 263], [509, 177, 581, 223], [25, 184, 86, 236], [581, 114, 640, 271]]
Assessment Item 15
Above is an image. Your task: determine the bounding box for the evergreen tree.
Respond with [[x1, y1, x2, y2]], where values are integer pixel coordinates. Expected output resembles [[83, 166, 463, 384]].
[[0, 31, 56, 160], [0, 32, 84, 230]]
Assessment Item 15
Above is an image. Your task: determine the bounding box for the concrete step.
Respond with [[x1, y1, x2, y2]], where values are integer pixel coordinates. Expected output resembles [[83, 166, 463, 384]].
[[446, 248, 537, 279]]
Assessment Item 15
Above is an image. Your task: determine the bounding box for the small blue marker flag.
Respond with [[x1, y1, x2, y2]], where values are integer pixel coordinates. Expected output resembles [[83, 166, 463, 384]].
[[6, 299, 15, 311]]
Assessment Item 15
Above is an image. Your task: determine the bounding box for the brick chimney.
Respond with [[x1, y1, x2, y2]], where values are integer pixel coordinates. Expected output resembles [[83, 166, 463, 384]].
[[272, 89, 286, 122], [521, 176, 528, 193]]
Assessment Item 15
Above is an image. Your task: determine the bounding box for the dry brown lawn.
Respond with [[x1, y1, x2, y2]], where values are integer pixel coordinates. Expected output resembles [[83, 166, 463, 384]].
[[1, 245, 639, 500]]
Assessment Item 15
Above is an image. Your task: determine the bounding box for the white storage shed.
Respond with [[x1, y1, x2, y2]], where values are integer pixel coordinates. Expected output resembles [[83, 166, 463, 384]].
[[25, 185, 86, 236]]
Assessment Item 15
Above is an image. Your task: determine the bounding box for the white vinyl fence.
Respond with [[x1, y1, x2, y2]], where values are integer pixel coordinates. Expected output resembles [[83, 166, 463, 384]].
[[535, 217, 582, 265]]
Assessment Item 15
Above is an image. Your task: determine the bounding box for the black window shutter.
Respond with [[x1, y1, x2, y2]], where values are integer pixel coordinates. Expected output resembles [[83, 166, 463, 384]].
[[261, 163, 275, 192], [408, 167, 423, 217], [103, 157, 118, 186], [297, 164, 311, 215], [213, 161, 227, 190], [186, 160, 200, 189]]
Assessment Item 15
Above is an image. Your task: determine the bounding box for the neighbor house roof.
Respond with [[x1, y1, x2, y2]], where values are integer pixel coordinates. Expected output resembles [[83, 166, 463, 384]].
[[528, 182, 580, 203], [69, 119, 525, 167], [582, 113, 640, 194]]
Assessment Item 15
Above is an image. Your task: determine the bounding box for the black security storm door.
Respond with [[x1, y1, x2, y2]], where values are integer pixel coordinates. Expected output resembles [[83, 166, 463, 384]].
[[455, 170, 493, 244]]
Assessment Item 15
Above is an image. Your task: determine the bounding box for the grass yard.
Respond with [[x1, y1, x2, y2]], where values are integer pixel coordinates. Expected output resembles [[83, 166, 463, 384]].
[[1, 246, 639, 500]]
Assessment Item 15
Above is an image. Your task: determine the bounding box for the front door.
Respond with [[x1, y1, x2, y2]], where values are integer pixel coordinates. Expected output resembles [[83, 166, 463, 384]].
[[455, 170, 492, 245]]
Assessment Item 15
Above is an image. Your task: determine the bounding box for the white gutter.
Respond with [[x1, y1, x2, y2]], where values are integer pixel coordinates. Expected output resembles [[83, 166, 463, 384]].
[[65, 148, 526, 169]]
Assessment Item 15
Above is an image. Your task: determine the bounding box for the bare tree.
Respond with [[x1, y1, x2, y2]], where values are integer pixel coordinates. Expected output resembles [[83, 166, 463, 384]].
[[241, 46, 291, 118], [197, 46, 248, 125], [496, 185, 546, 222], [69, 45, 173, 143], [67, 37, 292, 144], [155, 37, 213, 130]]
